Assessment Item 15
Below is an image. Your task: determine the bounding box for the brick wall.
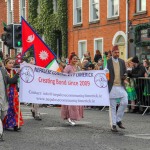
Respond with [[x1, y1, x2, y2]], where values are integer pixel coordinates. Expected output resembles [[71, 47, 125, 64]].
[[0, 0, 29, 57], [68, 0, 150, 59], [129, 0, 150, 25], [0, 0, 7, 34]]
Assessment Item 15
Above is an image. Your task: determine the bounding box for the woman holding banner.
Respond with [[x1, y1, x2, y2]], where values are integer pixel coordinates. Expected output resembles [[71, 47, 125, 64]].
[[61, 53, 84, 126], [3, 58, 24, 131]]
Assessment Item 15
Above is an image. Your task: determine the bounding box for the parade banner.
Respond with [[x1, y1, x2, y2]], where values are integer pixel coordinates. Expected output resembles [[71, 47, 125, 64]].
[[19, 63, 110, 106]]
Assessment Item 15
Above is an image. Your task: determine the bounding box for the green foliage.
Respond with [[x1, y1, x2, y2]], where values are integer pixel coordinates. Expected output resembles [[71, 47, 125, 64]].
[[28, 0, 68, 57], [135, 23, 150, 47]]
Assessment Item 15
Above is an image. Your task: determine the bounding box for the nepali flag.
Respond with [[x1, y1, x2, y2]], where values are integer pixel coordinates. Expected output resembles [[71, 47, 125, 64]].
[[21, 17, 60, 71]]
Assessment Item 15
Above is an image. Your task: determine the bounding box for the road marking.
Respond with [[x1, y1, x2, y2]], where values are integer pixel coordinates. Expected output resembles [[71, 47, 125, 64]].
[[22, 112, 47, 115], [43, 127, 67, 131], [22, 112, 47, 119], [125, 134, 150, 140], [23, 116, 33, 119], [75, 121, 91, 125]]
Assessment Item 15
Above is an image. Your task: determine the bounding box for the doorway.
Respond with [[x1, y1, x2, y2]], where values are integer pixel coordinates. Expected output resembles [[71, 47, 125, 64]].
[[115, 35, 125, 60]]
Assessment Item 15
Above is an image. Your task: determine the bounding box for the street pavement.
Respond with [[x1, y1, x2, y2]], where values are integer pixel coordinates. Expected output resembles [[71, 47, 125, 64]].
[[0, 105, 150, 150]]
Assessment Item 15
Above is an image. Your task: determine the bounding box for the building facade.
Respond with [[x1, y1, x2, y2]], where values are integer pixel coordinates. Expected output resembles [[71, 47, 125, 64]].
[[129, 0, 150, 61], [0, 0, 67, 59], [0, 0, 28, 57], [68, 0, 150, 61]]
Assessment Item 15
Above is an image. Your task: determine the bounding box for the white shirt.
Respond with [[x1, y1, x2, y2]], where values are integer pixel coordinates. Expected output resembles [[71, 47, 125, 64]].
[[112, 57, 118, 63]]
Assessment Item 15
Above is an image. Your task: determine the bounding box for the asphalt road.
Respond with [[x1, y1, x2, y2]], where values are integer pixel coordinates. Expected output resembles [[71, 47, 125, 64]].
[[0, 105, 150, 150]]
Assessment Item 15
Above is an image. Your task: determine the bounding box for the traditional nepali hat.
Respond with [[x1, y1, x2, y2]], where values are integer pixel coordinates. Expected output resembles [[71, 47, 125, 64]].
[[112, 45, 119, 52]]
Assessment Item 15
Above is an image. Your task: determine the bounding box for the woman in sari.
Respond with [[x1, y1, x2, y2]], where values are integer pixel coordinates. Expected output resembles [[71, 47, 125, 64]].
[[61, 53, 84, 126], [3, 58, 24, 131]]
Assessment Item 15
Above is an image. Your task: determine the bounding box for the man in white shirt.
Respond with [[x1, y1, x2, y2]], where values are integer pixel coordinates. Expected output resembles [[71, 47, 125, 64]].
[[107, 45, 128, 132]]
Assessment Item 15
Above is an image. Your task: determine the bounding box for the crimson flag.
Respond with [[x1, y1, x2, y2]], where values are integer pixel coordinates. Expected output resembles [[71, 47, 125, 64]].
[[22, 17, 56, 68]]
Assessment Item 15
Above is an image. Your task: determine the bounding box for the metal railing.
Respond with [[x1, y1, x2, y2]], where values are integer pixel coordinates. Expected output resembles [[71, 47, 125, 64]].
[[134, 77, 150, 115], [101, 77, 150, 116]]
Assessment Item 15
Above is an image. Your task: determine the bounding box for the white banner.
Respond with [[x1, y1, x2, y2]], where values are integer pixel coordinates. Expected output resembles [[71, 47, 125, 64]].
[[19, 63, 110, 106]]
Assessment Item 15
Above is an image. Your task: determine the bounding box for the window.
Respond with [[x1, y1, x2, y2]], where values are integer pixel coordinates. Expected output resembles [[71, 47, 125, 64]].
[[20, 0, 26, 19], [53, 0, 58, 13], [78, 40, 87, 59], [73, 0, 82, 25], [89, 0, 99, 22], [7, 0, 13, 24], [107, 0, 119, 18], [94, 38, 103, 55], [136, 0, 146, 12]]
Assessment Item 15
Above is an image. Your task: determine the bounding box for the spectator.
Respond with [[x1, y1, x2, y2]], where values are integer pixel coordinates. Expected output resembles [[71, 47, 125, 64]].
[[5, 54, 9, 59], [87, 63, 95, 70], [127, 56, 146, 113], [107, 50, 112, 59], [125, 57, 137, 113], [143, 59, 150, 77], [95, 59, 103, 70], [128, 56, 146, 78], [94, 50, 102, 63], [0, 51, 3, 60]]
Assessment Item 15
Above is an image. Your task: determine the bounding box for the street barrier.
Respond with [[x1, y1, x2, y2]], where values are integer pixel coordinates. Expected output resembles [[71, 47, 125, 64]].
[[101, 77, 150, 116], [134, 77, 150, 115]]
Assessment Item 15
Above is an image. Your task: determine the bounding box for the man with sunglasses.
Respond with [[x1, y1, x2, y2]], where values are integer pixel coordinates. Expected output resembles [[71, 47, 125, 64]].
[[107, 45, 128, 132]]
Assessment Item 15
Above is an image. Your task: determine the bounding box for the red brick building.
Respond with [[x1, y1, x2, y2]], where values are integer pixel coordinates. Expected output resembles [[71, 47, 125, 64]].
[[0, 0, 150, 61], [68, 0, 150, 61], [0, 0, 28, 57]]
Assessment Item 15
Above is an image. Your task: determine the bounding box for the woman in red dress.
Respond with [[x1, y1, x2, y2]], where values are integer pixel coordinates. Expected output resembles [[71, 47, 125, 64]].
[[3, 58, 24, 131]]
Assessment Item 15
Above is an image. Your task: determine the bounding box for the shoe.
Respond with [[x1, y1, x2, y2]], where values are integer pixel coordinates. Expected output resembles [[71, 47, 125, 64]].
[[68, 118, 75, 126], [111, 125, 118, 132], [14, 126, 21, 131], [34, 116, 42, 121], [0, 134, 4, 141], [31, 110, 35, 118], [117, 121, 125, 129]]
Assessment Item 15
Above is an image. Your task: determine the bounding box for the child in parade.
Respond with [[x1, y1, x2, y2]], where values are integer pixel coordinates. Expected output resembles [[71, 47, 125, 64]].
[[3, 58, 24, 131], [125, 58, 137, 113], [61, 53, 84, 126], [0, 58, 20, 140]]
